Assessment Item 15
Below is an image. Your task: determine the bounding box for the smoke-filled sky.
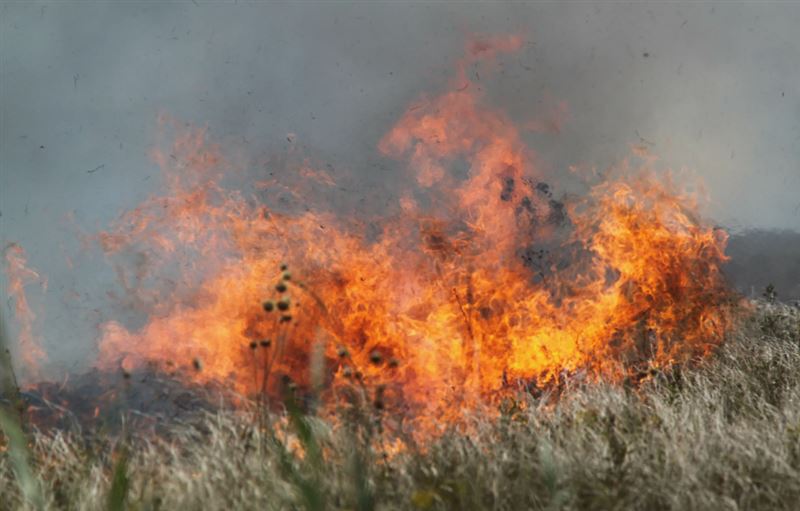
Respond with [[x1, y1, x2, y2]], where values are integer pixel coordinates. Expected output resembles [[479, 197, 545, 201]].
[[1, 1, 799, 371]]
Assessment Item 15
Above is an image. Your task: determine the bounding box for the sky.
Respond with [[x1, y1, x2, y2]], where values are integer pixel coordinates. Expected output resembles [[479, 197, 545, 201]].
[[1, 1, 799, 371]]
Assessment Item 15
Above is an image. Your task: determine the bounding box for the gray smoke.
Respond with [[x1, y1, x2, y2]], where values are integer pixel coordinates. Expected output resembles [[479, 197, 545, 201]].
[[1, 1, 799, 374]]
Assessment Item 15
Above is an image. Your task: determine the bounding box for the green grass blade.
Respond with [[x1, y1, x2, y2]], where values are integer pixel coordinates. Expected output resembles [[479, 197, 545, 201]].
[[107, 446, 130, 511], [0, 311, 44, 509]]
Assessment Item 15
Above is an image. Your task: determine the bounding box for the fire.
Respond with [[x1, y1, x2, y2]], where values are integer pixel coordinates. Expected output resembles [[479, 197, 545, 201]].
[[12, 35, 736, 434], [3, 243, 47, 382]]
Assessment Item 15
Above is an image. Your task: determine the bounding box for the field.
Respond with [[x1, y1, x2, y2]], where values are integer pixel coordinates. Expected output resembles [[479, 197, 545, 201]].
[[1, 299, 799, 510]]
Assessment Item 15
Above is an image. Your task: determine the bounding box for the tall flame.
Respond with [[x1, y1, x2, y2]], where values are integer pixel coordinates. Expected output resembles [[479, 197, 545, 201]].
[[89, 36, 735, 433]]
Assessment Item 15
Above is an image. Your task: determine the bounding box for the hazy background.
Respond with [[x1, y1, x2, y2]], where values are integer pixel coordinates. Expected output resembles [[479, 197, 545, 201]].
[[1, 1, 799, 373]]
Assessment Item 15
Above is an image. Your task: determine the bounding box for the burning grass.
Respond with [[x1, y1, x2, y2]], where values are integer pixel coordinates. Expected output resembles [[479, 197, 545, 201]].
[[85, 96, 738, 438], [42, 35, 733, 440], [3, 35, 740, 441], [2, 300, 800, 510]]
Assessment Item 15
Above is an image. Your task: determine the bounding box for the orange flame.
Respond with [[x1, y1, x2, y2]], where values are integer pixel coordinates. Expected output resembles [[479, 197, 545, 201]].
[[3, 243, 47, 382], [91, 36, 736, 434]]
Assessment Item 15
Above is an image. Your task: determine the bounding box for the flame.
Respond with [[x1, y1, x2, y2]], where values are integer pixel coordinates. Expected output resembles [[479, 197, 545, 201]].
[[86, 36, 736, 435], [3, 243, 47, 382]]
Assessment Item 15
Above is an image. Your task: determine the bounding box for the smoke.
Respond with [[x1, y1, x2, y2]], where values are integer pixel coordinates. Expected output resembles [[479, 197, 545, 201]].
[[1, 1, 799, 374]]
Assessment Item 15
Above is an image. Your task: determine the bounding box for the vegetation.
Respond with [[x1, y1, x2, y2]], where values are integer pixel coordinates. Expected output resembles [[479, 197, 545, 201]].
[[1, 300, 799, 510]]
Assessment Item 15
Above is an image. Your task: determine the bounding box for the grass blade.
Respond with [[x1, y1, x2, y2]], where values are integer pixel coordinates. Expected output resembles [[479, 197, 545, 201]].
[[0, 311, 44, 509], [107, 446, 130, 511]]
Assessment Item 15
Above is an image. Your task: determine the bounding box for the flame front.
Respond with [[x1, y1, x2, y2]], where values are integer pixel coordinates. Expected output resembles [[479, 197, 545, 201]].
[[92, 37, 735, 433]]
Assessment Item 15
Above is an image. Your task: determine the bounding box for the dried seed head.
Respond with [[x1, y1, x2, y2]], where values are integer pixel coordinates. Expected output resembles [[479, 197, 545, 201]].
[[280, 263, 288, 271], [388, 357, 400, 369], [355, 371, 363, 381], [342, 366, 353, 378], [280, 314, 293, 323], [122, 369, 131, 379], [281, 271, 291, 281], [275, 282, 288, 293], [249, 341, 258, 350], [262, 300, 275, 312], [337, 346, 349, 358], [369, 350, 382, 365], [277, 297, 290, 311], [192, 358, 203, 371], [260, 339, 271, 348]]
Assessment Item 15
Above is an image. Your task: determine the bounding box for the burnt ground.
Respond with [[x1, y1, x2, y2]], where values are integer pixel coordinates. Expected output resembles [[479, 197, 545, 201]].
[[6, 367, 230, 436]]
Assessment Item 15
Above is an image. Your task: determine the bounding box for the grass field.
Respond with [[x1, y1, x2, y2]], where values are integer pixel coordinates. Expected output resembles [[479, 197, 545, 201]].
[[1, 300, 799, 510]]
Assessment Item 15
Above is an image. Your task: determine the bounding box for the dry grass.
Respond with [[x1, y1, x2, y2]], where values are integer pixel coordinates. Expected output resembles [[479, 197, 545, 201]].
[[2, 300, 800, 510]]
